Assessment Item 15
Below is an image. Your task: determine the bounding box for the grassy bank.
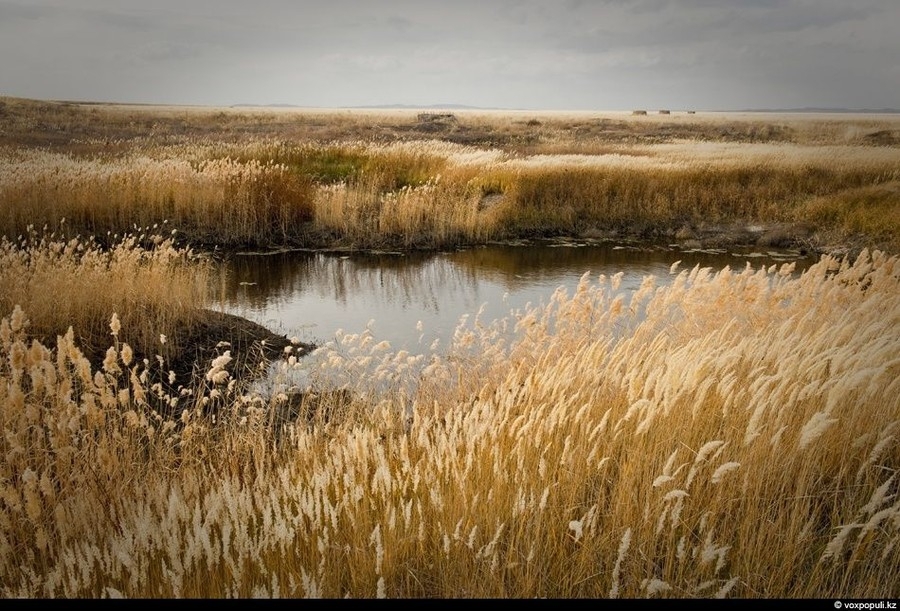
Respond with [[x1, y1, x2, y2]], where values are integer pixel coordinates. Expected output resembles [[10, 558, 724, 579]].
[[1, 248, 898, 597], [0, 228, 209, 364], [2, 97, 899, 253]]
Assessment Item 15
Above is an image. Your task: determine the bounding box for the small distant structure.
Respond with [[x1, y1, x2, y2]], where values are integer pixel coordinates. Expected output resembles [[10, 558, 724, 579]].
[[658, 109, 671, 115], [632, 109, 648, 116]]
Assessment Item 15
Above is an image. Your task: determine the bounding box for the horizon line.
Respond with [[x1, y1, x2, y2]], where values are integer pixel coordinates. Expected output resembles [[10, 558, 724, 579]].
[[4, 94, 899, 114]]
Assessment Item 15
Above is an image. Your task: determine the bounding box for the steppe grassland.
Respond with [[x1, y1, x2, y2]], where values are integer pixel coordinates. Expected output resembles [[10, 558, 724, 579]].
[[2, 98, 900, 250], [1, 100, 899, 597], [1, 247, 899, 598]]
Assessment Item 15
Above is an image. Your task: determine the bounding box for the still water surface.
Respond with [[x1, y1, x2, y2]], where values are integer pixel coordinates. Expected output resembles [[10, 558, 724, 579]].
[[213, 238, 815, 357]]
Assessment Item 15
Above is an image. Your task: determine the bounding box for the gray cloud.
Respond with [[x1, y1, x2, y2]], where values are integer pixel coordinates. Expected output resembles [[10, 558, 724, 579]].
[[0, 3, 43, 21], [0, 0, 897, 109]]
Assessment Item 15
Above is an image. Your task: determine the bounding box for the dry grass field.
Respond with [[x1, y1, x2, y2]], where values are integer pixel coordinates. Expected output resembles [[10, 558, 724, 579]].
[[1, 97, 899, 598], [2, 96, 898, 253]]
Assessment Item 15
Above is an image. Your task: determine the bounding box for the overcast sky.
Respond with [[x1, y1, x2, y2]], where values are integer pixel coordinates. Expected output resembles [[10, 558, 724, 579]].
[[1, 0, 898, 111]]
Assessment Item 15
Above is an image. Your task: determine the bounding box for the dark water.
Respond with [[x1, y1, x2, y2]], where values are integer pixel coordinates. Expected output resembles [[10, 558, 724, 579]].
[[212, 238, 815, 356]]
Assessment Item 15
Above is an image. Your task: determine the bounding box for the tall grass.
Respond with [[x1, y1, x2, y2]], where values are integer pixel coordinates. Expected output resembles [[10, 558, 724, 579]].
[[2, 246, 898, 598], [2, 137, 897, 252], [0, 227, 211, 370], [0, 147, 314, 247], [799, 183, 900, 247]]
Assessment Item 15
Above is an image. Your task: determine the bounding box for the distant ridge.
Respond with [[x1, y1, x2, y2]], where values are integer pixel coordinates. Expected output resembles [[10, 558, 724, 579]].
[[349, 103, 486, 110], [733, 107, 900, 114], [230, 103, 900, 114], [8, 96, 897, 114], [230, 102, 512, 110]]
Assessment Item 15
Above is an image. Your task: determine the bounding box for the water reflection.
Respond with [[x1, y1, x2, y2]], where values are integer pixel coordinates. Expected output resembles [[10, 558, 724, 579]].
[[213, 239, 815, 354]]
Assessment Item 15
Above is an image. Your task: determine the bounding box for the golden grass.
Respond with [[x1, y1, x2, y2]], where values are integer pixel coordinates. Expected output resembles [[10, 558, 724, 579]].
[[1, 99, 898, 597], [799, 183, 900, 246], [2, 97, 899, 252], [3, 137, 897, 252], [0, 227, 211, 371], [1, 247, 898, 598], [6, 96, 896, 148], [0, 147, 314, 248]]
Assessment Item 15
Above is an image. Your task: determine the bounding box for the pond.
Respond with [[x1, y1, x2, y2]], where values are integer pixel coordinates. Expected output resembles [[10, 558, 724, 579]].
[[212, 238, 816, 372]]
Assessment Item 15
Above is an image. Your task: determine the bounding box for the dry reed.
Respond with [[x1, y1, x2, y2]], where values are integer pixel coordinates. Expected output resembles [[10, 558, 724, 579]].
[[1, 245, 898, 598], [2, 100, 899, 597], [0, 227, 211, 372], [2, 102, 898, 252]]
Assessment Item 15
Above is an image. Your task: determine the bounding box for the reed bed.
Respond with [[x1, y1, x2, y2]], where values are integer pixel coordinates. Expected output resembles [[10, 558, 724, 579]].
[[2, 247, 898, 598], [3, 137, 897, 252], [0, 146, 314, 248], [0, 228, 211, 371]]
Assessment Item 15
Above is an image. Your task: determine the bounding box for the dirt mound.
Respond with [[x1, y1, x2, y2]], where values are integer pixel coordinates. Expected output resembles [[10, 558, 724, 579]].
[[69, 309, 313, 403], [164, 310, 312, 387]]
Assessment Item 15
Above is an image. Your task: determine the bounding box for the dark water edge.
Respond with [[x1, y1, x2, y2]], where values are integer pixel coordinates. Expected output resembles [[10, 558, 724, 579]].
[[211, 237, 816, 357]]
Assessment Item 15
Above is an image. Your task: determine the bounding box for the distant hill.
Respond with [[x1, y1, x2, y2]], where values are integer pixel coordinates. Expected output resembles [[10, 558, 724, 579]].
[[232, 103, 900, 114], [349, 103, 487, 110], [6, 96, 898, 114], [230, 102, 511, 110], [734, 107, 900, 114]]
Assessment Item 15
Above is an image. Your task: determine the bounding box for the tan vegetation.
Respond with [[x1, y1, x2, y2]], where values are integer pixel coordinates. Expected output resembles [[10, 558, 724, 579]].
[[2, 96, 898, 253], [1, 97, 899, 598], [0, 227, 209, 367], [1, 248, 898, 597]]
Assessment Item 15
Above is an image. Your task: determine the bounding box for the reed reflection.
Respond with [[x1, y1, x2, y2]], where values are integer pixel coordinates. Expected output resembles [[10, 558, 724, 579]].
[[214, 240, 814, 351]]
